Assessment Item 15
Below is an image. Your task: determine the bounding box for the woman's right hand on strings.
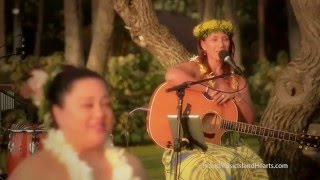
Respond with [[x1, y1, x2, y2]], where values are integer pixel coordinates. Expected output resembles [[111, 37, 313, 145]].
[[209, 90, 236, 105]]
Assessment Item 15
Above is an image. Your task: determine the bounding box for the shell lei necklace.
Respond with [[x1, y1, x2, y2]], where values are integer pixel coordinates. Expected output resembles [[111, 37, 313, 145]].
[[43, 129, 139, 180]]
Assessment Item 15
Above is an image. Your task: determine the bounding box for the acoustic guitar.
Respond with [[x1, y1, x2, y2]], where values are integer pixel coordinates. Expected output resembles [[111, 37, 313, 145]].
[[146, 83, 320, 150]]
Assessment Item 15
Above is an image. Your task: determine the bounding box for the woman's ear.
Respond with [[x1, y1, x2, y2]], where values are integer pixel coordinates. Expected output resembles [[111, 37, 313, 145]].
[[52, 105, 62, 128], [200, 40, 206, 51]]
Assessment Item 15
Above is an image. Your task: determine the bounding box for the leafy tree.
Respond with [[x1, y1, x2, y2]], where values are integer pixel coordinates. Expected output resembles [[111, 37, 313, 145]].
[[107, 53, 165, 145], [113, 0, 191, 68]]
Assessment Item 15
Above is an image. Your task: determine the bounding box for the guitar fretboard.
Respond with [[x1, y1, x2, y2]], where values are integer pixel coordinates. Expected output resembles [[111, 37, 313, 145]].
[[220, 119, 297, 142]]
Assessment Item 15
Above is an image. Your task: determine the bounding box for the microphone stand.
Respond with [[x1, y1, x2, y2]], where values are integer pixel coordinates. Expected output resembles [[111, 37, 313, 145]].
[[166, 73, 231, 180]]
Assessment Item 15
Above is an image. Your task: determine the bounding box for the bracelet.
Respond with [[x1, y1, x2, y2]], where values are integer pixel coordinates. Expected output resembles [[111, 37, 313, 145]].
[[233, 94, 243, 103]]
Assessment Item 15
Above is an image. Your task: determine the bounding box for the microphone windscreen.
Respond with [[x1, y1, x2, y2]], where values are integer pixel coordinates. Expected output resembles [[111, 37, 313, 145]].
[[218, 50, 229, 60]]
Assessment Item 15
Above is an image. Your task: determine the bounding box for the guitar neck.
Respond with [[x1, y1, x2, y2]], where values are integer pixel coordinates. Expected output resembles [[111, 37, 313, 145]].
[[220, 119, 298, 142]]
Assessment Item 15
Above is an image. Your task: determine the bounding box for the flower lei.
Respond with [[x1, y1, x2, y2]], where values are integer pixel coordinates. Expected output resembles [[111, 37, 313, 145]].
[[20, 65, 61, 127], [43, 129, 139, 180], [193, 19, 235, 39], [43, 129, 93, 180], [189, 55, 239, 90]]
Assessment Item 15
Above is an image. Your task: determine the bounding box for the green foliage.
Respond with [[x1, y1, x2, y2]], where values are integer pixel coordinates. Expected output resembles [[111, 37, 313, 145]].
[[0, 53, 64, 131], [0, 53, 64, 84], [0, 53, 64, 172], [153, 0, 198, 17], [107, 53, 165, 146], [128, 145, 165, 179], [248, 51, 289, 121]]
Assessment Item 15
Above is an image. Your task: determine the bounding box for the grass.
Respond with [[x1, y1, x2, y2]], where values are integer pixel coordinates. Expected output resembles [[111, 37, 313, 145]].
[[127, 145, 165, 180], [0, 135, 260, 179], [127, 135, 260, 179]]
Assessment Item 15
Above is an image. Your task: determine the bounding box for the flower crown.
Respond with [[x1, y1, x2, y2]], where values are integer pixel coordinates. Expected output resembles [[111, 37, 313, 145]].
[[20, 64, 62, 128], [193, 19, 235, 39]]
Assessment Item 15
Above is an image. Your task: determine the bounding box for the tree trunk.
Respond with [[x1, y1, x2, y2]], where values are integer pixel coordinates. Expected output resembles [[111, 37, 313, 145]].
[[197, 0, 204, 20], [34, 0, 44, 58], [13, 0, 22, 56], [64, 0, 84, 66], [258, 0, 266, 60], [0, 0, 5, 57], [113, 0, 191, 68], [260, 0, 320, 179], [202, 0, 224, 21], [202, 0, 215, 21], [286, 0, 301, 59], [223, 0, 243, 69], [91, 0, 98, 33], [87, 0, 115, 75]]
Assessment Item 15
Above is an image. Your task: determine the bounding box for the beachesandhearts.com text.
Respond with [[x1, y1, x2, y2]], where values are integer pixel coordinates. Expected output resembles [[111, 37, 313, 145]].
[[202, 163, 288, 169]]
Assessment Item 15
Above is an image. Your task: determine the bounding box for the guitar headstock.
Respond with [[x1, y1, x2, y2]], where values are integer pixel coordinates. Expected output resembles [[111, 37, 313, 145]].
[[296, 132, 320, 149]]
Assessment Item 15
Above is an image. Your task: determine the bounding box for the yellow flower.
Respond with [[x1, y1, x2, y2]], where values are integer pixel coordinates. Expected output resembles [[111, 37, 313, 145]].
[[193, 19, 235, 39]]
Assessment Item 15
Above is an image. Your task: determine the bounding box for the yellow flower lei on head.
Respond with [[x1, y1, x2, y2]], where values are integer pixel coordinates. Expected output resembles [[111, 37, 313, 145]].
[[193, 19, 235, 39]]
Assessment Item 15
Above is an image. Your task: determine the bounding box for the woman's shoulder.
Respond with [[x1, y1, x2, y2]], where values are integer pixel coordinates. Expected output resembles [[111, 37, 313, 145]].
[[8, 150, 68, 180], [174, 58, 201, 73]]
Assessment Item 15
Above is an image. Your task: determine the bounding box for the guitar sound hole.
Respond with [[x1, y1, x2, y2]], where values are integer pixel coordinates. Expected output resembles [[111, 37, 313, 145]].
[[202, 112, 221, 134]]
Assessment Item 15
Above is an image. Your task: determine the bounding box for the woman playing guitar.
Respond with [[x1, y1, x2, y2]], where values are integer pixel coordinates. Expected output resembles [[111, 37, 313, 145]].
[[161, 19, 268, 179]]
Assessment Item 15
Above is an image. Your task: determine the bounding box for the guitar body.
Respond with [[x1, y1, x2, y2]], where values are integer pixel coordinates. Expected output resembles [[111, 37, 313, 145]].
[[147, 83, 238, 149]]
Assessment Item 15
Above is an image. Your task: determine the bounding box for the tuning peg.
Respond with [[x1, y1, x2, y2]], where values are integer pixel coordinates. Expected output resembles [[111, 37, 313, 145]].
[[299, 145, 303, 149], [314, 145, 317, 148], [304, 146, 308, 150]]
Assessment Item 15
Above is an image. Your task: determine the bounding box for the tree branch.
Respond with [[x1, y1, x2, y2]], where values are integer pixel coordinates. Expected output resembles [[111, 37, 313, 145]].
[[113, 0, 191, 68]]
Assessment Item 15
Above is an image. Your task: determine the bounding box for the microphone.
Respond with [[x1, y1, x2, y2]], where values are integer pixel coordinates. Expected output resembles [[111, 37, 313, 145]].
[[218, 50, 243, 75]]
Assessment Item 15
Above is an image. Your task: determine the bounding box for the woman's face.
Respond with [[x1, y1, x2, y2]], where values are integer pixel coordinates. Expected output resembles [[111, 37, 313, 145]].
[[200, 31, 230, 63], [53, 77, 114, 151]]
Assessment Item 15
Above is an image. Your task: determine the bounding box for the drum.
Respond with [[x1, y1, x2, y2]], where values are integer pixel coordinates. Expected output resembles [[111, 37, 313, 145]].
[[6, 126, 46, 175]]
